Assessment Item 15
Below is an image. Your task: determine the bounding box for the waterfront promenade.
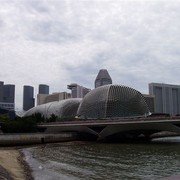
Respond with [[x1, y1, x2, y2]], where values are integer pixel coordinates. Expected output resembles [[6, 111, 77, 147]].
[[0, 133, 77, 146]]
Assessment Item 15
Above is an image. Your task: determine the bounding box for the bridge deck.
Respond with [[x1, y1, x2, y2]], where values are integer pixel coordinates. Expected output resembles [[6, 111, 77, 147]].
[[37, 117, 180, 141], [38, 117, 180, 127]]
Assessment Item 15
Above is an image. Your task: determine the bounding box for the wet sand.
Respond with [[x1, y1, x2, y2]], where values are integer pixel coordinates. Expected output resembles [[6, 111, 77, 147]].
[[0, 164, 13, 179], [0, 148, 33, 180]]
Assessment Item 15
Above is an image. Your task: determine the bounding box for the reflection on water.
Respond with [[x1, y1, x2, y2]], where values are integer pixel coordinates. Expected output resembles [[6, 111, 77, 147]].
[[23, 140, 180, 180]]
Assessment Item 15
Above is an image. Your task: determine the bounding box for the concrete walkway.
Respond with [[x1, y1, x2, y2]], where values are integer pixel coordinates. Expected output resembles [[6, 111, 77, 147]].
[[0, 133, 77, 146]]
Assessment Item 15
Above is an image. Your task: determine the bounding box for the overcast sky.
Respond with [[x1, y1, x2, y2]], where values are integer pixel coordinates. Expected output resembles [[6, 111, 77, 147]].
[[1, 0, 180, 109]]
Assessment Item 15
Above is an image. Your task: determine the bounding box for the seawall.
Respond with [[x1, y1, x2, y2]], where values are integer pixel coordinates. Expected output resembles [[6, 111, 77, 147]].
[[0, 133, 77, 146]]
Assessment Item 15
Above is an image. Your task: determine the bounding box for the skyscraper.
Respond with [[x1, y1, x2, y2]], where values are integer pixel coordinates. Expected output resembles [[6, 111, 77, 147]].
[[149, 83, 180, 115], [0, 82, 15, 110], [67, 83, 91, 98], [95, 69, 112, 88], [82, 87, 91, 97], [0, 81, 4, 102], [45, 92, 71, 103], [3, 84, 15, 103], [39, 84, 49, 94], [37, 92, 71, 105], [143, 94, 155, 113], [23, 85, 35, 111]]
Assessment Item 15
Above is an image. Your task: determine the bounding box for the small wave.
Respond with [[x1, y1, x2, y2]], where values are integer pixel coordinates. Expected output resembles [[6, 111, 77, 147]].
[[47, 160, 95, 176]]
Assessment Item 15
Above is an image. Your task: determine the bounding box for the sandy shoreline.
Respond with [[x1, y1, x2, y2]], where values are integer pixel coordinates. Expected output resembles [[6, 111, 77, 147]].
[[0, 148, 33, 180], [0, 164, 13, 179]]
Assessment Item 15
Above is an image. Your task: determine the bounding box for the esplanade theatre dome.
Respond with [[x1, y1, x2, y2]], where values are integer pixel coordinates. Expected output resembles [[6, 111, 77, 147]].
[[77, 85, 150, 119], [24, 98, 82, 119]]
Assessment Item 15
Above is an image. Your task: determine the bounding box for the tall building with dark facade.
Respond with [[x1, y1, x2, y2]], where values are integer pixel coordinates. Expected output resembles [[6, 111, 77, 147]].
[[23, 85, 35, 111], [95, 69, 112, 88], [3, 84, 15, 103], [149, 83, 180, 115], [0, 81, 4, 102], [39, 84, 49, 94], [0, 82, 15, 110]]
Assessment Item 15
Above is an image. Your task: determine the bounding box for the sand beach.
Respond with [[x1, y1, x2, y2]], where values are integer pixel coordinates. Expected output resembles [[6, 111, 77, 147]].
[[0, 148, 33, 180]]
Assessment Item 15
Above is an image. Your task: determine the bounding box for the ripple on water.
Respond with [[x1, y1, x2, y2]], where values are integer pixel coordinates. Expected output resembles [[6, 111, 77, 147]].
[[23, 141, 180, 180]]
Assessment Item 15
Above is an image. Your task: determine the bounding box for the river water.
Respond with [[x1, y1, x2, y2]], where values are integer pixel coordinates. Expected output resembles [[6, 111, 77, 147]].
[[23, 137, 180, 180]]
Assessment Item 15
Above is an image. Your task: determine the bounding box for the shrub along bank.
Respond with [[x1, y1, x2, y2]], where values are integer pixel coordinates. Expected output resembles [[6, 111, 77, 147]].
[[0, 115, 38, 133], [0, 113, 45, 133], [0, 113, 75, 133]]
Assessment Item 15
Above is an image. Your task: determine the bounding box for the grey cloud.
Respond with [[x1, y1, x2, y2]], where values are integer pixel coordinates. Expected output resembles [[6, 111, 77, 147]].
[[27, 20, 78, 43], [1, 0, 180, 109], [26, 0, 50, 13], [0, 19, 4, 28]]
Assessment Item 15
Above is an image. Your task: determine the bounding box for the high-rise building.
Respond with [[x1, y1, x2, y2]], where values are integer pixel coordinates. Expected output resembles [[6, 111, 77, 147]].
[[0, 81, 4, 102], [45, 92, 71, 103], [37, 92, 71, 105], [39, 84, 49, 94], [23, 85, 35, 111], [143, 94, 155, 113], [67, 83, 91, 98], [37, 94, 48, 105], [149, 83, 180, 115], [3, 84, 15, 103], [82, 87, 91, 97], [95, 69, 112, 88], [0, 82, 15, 111]]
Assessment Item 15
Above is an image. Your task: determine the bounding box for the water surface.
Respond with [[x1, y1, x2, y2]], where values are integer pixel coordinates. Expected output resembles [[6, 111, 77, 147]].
[[23, 140, 180, 180]]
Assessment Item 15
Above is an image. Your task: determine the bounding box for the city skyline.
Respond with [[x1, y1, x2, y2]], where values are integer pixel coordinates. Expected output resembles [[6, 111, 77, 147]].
[[1, 0, 180, 109]]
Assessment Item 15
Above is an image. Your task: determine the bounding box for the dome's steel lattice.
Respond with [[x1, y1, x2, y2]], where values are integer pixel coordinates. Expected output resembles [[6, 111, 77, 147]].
[[24, 98, 82, 119], [77, 85, 150, 119]]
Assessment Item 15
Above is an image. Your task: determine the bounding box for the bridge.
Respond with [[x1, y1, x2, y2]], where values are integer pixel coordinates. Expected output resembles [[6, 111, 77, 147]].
[[38, 117, 180, 141]]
